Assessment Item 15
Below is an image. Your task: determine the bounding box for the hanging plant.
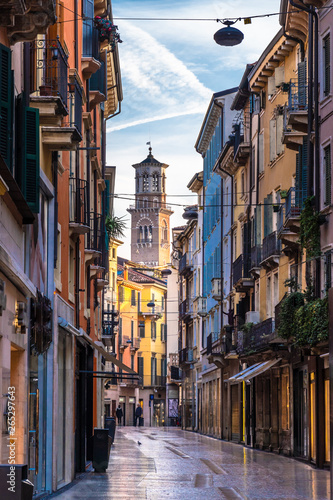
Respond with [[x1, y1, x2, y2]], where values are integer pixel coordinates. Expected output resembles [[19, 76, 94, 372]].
[[278, 291, 304, 339], [94, 17, 123, 48], [294, 297, 329, 346], [299, 196, 321, 259]]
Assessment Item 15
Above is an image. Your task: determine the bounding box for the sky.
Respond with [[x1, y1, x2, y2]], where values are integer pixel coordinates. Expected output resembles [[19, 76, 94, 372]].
[[107, 0, 281, 259]]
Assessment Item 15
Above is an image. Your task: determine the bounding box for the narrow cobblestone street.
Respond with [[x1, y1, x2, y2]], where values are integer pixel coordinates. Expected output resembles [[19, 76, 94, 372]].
[[51, 428, 330, 500]]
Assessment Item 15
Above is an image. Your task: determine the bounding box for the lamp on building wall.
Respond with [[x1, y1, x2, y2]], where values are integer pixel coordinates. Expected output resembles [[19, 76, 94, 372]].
[[214, 20, 244, 47]]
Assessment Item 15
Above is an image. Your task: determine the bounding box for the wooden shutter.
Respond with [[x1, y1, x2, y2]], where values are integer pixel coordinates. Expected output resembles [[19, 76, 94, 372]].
[[298, 61, 307, 107], [82, 0, 94, 57], [259, 133, 264, 173], [301, 138, 308, 205], [0, 44, 13, 172], [324, 34, 330, 97], [138, 357, 144, 384], [268, 75, 276, 95], [276, 114, 284, 156], [269, 119, 276, 162], [264, 195, 273, 237], [275, 66, 285, 88], [324, 145, 331, 205], [16, 98, 40, 213]]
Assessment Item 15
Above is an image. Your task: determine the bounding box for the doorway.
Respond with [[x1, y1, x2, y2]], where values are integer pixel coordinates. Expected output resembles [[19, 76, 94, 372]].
[[293, 367, 308, 458]]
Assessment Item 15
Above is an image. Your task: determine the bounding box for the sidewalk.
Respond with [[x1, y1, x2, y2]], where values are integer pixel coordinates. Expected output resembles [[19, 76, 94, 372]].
[[49, 427, 330, 499]]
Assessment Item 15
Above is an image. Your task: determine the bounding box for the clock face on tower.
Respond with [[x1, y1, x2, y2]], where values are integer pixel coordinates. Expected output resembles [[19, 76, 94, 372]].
[[127, 147, 174, 267]]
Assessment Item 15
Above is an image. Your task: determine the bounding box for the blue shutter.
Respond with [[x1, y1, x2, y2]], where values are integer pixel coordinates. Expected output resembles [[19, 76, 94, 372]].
[[0, 44, 13, 172], [82, 0, 94, 57]]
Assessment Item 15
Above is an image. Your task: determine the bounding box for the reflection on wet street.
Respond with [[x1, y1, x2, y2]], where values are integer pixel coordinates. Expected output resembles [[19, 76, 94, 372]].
[[51, 427, 330, 499]]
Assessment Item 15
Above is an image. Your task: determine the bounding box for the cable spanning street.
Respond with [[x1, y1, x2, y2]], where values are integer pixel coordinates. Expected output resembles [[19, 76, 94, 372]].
[[51, 428, 330, 499]]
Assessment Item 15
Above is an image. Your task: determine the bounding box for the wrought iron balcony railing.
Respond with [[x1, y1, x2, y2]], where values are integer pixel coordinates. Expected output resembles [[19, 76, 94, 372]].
[[85, 212, 103, 253], [30, 38, 69, 111], [70, 77, 83, 137], [288, 79, 308, 112], [262, 231, 281, 261], [250, 246, 262, 269], [238, 317, 276, 354], [179, 298, 193, 319], [179, 252, 192, 274], [284, 187, 306, 220], [69, 177, 89, 227], [233, 254, 251, 285]]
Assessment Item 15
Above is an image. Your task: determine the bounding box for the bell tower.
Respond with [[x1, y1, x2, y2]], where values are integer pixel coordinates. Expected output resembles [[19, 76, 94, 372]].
[[127, 147, 173, 266]]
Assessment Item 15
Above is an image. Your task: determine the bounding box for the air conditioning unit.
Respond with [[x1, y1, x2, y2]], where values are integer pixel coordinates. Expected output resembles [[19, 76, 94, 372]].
[[0, 279, 6, 316], [245, 311, 260, 324]]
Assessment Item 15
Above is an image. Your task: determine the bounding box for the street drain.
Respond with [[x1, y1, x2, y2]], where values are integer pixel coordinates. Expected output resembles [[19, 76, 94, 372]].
[[200, 458, 226, 474], [194, 473, 213, 488], [165, 446, 190, 458], [218, 487, 245, 499]]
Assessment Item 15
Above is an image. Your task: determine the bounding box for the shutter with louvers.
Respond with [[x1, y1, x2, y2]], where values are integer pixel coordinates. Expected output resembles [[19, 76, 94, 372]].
[[82, 0, 94, 57], [0, 44, 13, 172], [301, 138, 308, 207], [138, 357, 144, 385], [324, 35, 330, 97], [324, 145, 331, 205], [17, 102, 40, 213], [269, 119, 276, 162], [298, 61, 307, 107], [264, 195, 273, 237], [276, 114, 284, 156], [255, 205, 261, 245], [259, 133, 264, 173], [295, 151, 301, 208]]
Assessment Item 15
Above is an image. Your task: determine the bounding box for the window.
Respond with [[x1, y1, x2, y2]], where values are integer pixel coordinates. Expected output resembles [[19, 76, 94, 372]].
[[143, 172, 149, 192], [139, 321, 145, 338], [118, 318, 122, 345], [138, 292, 141, 312], [324, 251, 332, 293], [138, 357, 144, 385], [136, 175, 139, 192], [131, 320, 134, 341], [69, 244, 74, 301], [151, 357, 157, 385], [161, 324, 167, 342], [161, 296, 164, 310], [151, 321, 156, 340], [131, 290, 136, 306], [131, 354, 134, 371], [324, 144, 331, 206], [259, 133, 264, 173], [241, 170, 245, 197], [266, 275, 272, 318], [251, 146, 256, 188], [152, 172, 159, 191], [119, 286, 124, 303], [324, 34, 331, 97]]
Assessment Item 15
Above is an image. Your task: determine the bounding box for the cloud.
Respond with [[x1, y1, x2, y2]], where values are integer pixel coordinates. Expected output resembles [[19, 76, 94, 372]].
[[107, 21, 213, 132]]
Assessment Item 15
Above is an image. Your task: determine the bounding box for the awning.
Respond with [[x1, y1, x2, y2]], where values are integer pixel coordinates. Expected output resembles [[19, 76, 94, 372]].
[[226, 359, 281, 384], [78, 332, 137, 374]]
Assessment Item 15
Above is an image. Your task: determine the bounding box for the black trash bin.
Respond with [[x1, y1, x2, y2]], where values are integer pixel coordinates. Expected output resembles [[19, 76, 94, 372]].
[[0, 464, 33, 500], [93, 428, 111, 472], [104, 416, 116, 443]]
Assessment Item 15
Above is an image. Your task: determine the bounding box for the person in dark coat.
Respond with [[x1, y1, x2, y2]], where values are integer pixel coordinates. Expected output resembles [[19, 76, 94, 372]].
[[116, 404, 123, 425], [134, 404, 142, 427]]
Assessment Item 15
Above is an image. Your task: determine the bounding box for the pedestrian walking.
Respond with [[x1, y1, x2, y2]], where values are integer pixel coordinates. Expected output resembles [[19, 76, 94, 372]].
[[116, 404, 123, 425], [134, 403, 142, 427]]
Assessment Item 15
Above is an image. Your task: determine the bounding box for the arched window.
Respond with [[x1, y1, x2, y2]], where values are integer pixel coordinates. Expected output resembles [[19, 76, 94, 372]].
[[148, 225, 153, 242], [152, 172, 159, 192], [138, 225, 143, 242], [144, 225, 148, 241], [153, 198, 158, 208], [136, 175, 140, 193], [143, 172, 149, 192], [144, 198, 148, 208]]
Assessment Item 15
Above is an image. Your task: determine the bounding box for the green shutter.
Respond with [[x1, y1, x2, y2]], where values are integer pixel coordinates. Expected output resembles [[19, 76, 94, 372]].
[[301, 138, 308, 206], [324, 145, 331, 205], [324, 35, 330, 97], [264, 195, 272, 237], [0, 44, 13, 172], [24, 107, 40, 213], [298, 61, 307, 107]]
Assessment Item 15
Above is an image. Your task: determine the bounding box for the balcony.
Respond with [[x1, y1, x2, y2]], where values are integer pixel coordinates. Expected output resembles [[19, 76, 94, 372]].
[[129, 337, 141, 352], [233, 124, 250, 166], [30, 38, 69, 118], [196, 296, 207, 317], [238, 318, 277, 354], [82, 26, 101, 78], [179, 252, 192, 276], [261, 232, 281, 267], [179, 298, 194, 321], [179, 347, 196, 366], [85, 212, 103, 261], [0, 0, 56, 44], [250, 246, 262, 276], [286, 79, 308, 132], [232, 254, 254, 292], [211, 278, 222, 301], [69, 178, 89, 235], [139, 304, 162, 318], [119, 334, 130, 351], [282, 92, 307, 151], [89, 56, 107, 109]]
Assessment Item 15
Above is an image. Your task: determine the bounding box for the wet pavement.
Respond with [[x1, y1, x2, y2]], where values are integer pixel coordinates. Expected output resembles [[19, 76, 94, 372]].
[[51, 427, 330, 499]]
